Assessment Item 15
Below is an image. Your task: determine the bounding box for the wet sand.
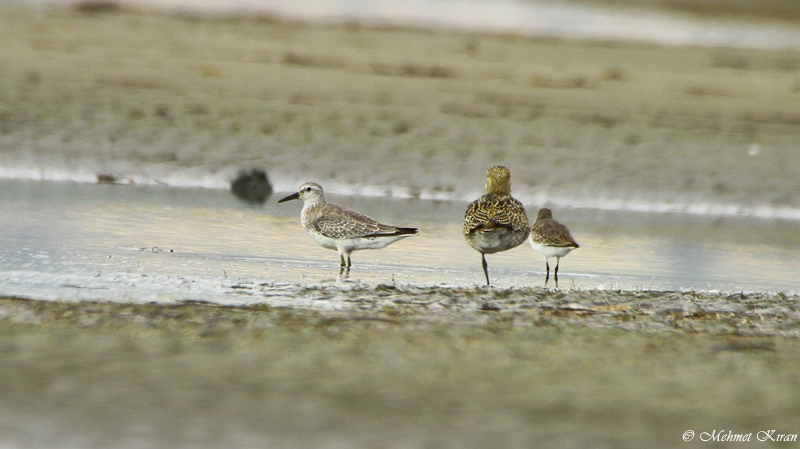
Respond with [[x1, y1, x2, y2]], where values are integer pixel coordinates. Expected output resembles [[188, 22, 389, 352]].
[[1, 292, 799, 449]]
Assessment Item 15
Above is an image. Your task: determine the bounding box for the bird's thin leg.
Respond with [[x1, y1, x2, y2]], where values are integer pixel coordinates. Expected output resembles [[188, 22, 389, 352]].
[[554, 258, 560, 284], [481, 253, 490, 286], [339, 253, 351, 276], [544, 260, 550, 285]]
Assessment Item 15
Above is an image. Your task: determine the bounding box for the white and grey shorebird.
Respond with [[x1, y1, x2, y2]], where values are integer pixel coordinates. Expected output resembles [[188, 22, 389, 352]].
[[529, 208, 579, 285], [463, 166, 530, 286], [278, 182, 418, 272]]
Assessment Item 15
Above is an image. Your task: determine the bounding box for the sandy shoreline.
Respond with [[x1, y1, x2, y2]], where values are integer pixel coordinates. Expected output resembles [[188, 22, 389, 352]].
[[3, 287, 800, 336], [2, 291, 800, 448]]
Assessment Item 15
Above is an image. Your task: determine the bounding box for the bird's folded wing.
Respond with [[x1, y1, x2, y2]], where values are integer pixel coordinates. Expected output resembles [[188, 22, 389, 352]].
[[531, 220, 579, 247], [464, 195, 529, 234], [310, 207, 382, 239]]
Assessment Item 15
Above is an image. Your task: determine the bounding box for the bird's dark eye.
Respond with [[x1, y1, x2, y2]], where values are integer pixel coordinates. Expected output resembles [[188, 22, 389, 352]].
[[305, 187, 312, 191]]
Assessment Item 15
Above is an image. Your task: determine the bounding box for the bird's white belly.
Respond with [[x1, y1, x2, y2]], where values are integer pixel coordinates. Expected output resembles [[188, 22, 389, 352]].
[[307, 231, 410, 252], [530, 242, 575, 258], [307, 231, 339, 251], [342, 235, 409, 251], [469, 228, 527, 254]]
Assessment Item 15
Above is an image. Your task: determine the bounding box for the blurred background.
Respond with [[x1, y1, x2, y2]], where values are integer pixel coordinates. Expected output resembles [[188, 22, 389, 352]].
[[1, 0, 799, 216]]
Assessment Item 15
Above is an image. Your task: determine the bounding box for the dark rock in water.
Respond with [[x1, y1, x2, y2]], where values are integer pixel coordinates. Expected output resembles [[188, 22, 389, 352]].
[[73, 1, 121, 14], [97, 174, 118, 184], [231, 169, 273, 205]]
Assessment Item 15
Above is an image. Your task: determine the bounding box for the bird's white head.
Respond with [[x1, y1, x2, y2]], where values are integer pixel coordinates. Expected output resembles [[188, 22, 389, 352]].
[[278, 182, 326, 205]]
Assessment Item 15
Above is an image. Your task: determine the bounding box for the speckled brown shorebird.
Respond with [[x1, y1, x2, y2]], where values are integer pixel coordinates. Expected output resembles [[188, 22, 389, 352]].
[[278, 182, 418, 272], [463, 166, 530, 285], [529, 208, 579, 285]]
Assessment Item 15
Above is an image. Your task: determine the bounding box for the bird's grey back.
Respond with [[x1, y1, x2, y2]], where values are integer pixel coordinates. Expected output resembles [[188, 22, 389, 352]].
[[305, 203, 415, 239]]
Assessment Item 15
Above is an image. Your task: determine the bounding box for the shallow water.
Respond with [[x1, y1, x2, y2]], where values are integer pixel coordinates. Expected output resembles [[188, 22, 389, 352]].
[[2, 179, 798, 305]]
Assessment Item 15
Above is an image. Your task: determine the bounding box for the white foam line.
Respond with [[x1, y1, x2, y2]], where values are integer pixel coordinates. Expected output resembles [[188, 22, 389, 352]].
[[96, 0, 800, 50], [0, 166, 99, 184], [525, 193, 800, 221], [3, 166, 800, 221], [279, 180, 800, 221], [0, 165, 233, 190], [303, 182, 800, 221]]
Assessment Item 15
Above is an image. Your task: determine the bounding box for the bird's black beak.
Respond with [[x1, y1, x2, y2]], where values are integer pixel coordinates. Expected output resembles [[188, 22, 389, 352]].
[[278, 192, 300, 203]]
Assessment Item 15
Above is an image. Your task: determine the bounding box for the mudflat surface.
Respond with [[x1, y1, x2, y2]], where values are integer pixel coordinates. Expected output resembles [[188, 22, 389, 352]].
[[1, 292, 799, 448]]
